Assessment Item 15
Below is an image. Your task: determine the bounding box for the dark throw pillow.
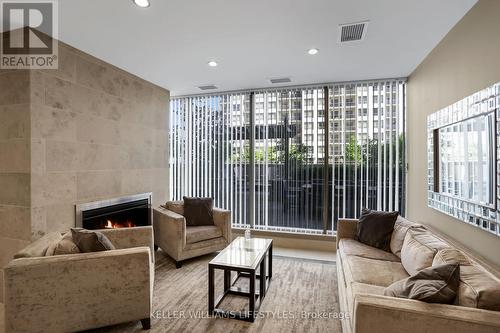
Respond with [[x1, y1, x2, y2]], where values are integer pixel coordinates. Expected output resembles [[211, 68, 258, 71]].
[[356, 208, 398, 251], [384, 263, 460, 304], [182, 197, 214, 226], [71, 228, 116, 253]]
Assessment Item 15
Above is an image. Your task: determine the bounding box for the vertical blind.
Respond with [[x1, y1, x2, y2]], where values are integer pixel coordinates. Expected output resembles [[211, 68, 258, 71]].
[[169, 80, 406, 234]]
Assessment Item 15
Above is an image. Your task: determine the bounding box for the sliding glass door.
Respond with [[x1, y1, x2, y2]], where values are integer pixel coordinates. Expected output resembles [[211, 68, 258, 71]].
[[169, 80, 406, 234]]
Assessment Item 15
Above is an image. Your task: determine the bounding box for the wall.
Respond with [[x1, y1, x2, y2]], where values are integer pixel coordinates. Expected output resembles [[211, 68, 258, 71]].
[[0, 40, 170, 301], [407, 0, 500, 266], [0, 70, 31, 303]]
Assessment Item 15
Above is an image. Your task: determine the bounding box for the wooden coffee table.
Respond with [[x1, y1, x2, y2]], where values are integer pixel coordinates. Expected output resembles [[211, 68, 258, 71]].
[[208, 237, 273, 322]]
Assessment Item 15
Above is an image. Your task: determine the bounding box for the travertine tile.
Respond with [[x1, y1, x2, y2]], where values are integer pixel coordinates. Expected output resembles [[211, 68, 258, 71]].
[[43, 75, 74, 110], [0, 173, 30, 206], [121, 169, 154, 195], [0, 269, 3, 303], [0, 71, 30, 106], [0, 104, 30, 141], [152, 129, 168, 148], [31, 105, 77, 140], [76, 171, 121, 200], [30, 206, 46, 239], [0, 205, 30, 241], [121, 75, 153, 104], [41, 44, 77, 82], [76, 56, 122, 97], [0, 140, 30, 173], [45, 140, 78, 172], [0, 236, 29, 268], [119, 122, 153, 147], [30, 71, 45, 106], [76, 114, 120, 145], [153, 147, 168, 168], [31, 139, 45, 173], [46, 203, 75, 233], [77, 143, 123, 171], [31, 172, 77, 206]]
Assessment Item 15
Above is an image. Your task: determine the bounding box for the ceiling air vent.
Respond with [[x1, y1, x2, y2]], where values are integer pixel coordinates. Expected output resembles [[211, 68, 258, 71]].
[[339, 21, 369, 42], [270, 77, 291, 84], [197, 85, 218, 91]]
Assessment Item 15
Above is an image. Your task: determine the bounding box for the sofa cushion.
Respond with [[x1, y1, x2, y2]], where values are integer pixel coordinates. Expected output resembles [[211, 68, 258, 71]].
[[432, 248, 471, 266], [186, 225, 222, 244], [342, 252, 409, 287], [401, 228, 449, 275], [14, 232, 63, 258], [384, 263, 460, 304], [432, 249, 500, 311], [71, 228, 116, 252], [456, 265, 500, 311], [356, 208, 399, 251], [339, 239, 400, 262], [183, 197, 214, 226], [390, 216, 424, 258], [165, 201, 184, 216]]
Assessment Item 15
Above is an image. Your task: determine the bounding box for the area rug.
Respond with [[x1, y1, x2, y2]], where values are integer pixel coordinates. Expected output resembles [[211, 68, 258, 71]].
[[86, 250, 343, 333]]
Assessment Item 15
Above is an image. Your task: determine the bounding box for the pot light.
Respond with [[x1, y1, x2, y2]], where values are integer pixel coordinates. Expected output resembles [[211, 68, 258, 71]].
[[208, 61, 218, 67], [133, 0, 150, 8], [308, 48, 319, 55]]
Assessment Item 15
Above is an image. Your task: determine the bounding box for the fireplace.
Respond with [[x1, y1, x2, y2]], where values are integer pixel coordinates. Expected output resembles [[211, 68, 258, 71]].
[[75, 193, 152, 230]]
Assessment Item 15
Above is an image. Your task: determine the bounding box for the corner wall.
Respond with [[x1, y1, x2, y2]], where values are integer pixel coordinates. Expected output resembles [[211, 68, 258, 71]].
[[0, 40, 170, 301], [407, 0, 500, 265]]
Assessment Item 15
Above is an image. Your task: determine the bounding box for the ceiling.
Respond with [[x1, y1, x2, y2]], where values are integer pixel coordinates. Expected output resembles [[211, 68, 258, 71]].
[[53, 0, 477, 95]]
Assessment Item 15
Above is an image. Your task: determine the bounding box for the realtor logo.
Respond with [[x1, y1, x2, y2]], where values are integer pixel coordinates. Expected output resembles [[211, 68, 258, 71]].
[[1, 0, 58, 69]]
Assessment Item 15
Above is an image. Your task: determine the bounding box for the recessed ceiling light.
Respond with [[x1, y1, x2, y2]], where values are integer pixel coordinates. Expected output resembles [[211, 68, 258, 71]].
[[308, 48, 319, 55], [132, 0, 150, 8], [208, 61, 218, 67]]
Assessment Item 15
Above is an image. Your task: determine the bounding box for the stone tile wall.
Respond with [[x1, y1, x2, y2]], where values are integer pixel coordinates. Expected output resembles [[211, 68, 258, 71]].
[[0, 41, 170, 301]]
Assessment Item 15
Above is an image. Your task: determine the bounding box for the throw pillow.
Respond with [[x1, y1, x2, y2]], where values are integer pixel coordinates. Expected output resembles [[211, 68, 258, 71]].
[[71, 228, 116, 253], [53, 231, 81, 255], [356, 208, 399, 251], [182, 197, 214, 226], [384, 263, 460, 304]]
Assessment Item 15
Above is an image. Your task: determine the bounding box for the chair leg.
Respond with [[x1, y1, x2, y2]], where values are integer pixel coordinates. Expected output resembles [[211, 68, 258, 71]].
[[141, 318, 151, 330], [175, 260, 182, 269]]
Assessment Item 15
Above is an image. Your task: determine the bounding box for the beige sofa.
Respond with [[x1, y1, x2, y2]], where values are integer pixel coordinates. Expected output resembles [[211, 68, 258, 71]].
[[153, 201, 231, 268], [4, 226, 154, 333], [336, 217, 500, 333]]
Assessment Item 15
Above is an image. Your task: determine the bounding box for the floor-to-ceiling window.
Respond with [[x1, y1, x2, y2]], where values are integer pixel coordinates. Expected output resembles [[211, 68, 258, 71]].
[[169, 79, 406, 234]]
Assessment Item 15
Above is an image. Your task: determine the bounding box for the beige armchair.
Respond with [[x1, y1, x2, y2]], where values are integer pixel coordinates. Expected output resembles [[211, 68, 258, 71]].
[[4, 226, 154, 333], [153, 201, 231, 268]]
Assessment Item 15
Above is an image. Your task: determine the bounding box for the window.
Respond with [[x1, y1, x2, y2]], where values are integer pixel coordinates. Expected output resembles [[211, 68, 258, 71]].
[[170, 80, 406, 234]]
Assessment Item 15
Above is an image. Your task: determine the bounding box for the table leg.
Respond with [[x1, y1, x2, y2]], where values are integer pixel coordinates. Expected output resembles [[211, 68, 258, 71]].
[[269, 243, 273, 279], [260, 256, 266, 299], [249, 270, 256, 322], [224, 269, 231, 292], [208, 265, 215, 315]]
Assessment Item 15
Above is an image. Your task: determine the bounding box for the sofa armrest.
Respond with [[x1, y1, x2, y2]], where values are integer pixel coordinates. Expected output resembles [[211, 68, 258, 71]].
[[4, 248, 152, 333], [153, 206, 186, 261], [336, 218, 358, 248], [353, 294, 500, 333], [213, 208, 231, 242], [97, 226, 154, 261]]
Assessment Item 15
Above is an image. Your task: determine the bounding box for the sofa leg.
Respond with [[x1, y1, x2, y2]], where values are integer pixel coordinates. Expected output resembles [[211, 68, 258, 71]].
[[175, 261, 182, 269], [141, 318, 151, 330], [154, 245, 159, 251]]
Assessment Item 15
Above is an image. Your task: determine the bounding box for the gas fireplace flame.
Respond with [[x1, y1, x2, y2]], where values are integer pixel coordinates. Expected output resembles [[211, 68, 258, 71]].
[[105, 219, 136, 228]]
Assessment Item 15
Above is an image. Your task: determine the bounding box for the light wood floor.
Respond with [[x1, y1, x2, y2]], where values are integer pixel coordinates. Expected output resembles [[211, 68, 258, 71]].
[[86, 249, 342, 333]]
